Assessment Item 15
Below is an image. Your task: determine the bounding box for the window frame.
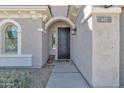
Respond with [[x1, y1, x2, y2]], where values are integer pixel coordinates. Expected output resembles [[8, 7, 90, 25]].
[[0, 19, 22, 55]]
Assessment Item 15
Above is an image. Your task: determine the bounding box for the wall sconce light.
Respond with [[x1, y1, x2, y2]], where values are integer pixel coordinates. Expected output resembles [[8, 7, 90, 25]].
[[72, 28, 77, 35]]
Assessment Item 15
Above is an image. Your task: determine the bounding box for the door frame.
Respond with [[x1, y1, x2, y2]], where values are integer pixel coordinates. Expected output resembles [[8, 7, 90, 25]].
[[57, 27, 70, 59]]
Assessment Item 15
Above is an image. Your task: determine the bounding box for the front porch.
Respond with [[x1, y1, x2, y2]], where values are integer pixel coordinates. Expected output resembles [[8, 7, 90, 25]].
[[0, 60, 89, 88], [0, 5, 122, 87]]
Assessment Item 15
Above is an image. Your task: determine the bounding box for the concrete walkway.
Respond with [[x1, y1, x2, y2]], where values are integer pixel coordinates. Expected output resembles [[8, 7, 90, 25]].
[[46, 61, 89, 88]]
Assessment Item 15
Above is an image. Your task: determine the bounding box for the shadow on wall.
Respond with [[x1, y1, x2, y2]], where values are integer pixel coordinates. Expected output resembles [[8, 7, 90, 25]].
[[71, 6, 92, 87]]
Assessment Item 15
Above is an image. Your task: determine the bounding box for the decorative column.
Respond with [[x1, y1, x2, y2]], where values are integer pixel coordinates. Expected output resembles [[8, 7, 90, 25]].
[[92, 6, 121, 87]]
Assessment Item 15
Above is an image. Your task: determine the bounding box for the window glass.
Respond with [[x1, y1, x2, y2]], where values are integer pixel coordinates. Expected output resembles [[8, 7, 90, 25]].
[[52, 32, 56, 49], [5, 24, 17, 53]]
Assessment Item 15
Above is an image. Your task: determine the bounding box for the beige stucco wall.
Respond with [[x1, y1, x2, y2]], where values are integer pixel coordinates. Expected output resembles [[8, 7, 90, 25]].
[[71, 7, 93, 86], [48, 21, 70, 60], [0, 18, 43, 68], [92, 7, 120, 87], [72, 6, 121, 87], [42, 32, 49, 65], [92, 14, 120, 87]]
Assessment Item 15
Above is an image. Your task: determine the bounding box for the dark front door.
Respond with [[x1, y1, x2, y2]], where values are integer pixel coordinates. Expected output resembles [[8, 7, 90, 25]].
[[58, 28, 70, 59]]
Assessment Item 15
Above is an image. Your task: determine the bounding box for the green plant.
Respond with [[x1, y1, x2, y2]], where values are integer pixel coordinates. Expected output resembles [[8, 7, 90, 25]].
[[0, 70, 32, 88]]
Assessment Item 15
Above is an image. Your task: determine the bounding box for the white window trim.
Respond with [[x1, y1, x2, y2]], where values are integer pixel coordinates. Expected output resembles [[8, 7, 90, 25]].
[[0, 19, 22, 55]]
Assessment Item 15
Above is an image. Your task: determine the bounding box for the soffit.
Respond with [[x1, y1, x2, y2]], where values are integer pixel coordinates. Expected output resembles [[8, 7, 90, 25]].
[[48, 5, 82, 23], [68, 5, 82, 23], [50, 5, 68, 17]]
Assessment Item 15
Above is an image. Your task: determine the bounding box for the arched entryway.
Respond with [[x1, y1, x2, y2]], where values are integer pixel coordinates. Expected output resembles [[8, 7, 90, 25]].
[[45, 17, 75, 31], [45, 17, 75, 60]]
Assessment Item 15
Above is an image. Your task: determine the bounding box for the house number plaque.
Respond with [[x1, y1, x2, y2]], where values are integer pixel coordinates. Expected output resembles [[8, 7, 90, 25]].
[[97, 16, 112, 23]]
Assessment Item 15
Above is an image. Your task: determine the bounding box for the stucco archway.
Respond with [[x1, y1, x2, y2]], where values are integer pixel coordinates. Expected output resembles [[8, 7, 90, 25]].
[[45, 17, 75, 31], [45, 17, 75, 60]]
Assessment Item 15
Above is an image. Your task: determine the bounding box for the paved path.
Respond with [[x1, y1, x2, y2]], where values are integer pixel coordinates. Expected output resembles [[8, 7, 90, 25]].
[[46, 61, 89, 88]]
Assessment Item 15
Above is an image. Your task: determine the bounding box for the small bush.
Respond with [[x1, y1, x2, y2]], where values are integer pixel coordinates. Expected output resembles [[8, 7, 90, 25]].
[[0, 70, 31, 88]]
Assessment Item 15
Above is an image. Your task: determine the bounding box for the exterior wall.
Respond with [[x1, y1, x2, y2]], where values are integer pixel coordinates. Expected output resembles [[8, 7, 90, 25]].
[[92, 7, 120, 87], [42, 32, 49, 65], [120, 7, 124, 85], [72, 6, 121, 87], [0, 18, 43, 68], [71, 7, 93, 86], [48, 21, 70, 60]]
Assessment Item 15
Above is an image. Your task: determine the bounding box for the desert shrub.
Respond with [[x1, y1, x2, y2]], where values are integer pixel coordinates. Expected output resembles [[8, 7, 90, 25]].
[[0, 70, 31, 88]]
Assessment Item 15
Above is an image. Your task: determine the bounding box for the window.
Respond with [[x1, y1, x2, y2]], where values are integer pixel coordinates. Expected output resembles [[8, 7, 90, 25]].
[[4, 24, 17, 53], [52, 32, 56, 49], [0, 19, 22, 55]]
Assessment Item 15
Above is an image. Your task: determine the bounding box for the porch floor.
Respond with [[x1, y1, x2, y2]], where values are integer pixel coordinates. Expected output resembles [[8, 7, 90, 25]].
[[46, 60, 89, 88]]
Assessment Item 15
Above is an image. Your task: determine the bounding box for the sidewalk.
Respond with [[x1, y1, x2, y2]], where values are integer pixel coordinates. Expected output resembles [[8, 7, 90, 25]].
[[46, 62, 89, 88]]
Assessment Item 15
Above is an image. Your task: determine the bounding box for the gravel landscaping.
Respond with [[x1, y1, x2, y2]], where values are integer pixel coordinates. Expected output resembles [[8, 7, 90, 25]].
[[0, 63, 54, 88]]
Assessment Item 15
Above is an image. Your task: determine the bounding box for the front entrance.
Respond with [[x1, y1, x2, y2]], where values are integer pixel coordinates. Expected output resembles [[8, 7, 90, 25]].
[[58, 28, 70, 59]]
